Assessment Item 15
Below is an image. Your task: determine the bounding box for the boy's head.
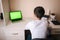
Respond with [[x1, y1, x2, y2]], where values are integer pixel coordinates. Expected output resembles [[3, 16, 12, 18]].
[[34, 6, 45, 19]]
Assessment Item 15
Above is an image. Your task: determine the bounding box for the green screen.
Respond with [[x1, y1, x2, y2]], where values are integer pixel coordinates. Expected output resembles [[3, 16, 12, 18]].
[[10, 11, 22, 20]]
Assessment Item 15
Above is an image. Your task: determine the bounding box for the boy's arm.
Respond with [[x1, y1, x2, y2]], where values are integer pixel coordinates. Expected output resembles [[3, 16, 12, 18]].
[[25, 21, 34, 30]]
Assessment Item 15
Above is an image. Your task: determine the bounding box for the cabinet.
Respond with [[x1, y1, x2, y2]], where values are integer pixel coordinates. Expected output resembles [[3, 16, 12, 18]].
[[3, 27, 22, 40]]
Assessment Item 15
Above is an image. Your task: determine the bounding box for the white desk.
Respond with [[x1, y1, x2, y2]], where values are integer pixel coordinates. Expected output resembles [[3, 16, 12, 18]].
[[0, 18, 32, 40]]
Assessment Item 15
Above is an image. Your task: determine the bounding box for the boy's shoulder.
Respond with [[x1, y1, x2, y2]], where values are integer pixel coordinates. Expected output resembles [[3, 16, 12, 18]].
[[27, 21, 35, 26], [25, 21, 35, 30]]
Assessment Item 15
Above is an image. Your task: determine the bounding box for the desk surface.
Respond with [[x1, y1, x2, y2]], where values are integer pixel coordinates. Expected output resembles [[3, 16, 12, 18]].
[[49, 20, 60, 29], [49, 21, 60, 34]]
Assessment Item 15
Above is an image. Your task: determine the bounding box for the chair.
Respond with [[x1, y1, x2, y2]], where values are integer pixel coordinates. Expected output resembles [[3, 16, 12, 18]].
[[25, 27, 52, 40], [25, 30, 32, 40]]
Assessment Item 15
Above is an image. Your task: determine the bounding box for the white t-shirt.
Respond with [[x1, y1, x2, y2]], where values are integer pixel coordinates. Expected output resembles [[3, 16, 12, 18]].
[[25, 17, 48, 39]]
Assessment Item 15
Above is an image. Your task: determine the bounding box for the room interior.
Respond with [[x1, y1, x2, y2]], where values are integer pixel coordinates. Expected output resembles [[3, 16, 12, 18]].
[[0, 0, 60, 40]]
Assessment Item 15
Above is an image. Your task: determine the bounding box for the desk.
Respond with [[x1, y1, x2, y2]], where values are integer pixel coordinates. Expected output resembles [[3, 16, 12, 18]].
[[49, 21, 60, 34]]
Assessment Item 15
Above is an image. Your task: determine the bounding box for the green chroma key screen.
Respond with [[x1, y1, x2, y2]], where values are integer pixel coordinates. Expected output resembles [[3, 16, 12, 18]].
[[9, 11, 22, 21]]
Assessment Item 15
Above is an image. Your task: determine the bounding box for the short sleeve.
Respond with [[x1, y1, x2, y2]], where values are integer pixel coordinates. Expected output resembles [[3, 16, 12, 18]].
[[25, 23, 30, 30], [25, 21, 34, 30]]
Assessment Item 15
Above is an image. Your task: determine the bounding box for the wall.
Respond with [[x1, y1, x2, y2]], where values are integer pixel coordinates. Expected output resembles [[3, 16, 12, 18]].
[[57, 0, 60, 21], [54, 0, 60, 21], [10, 0, 60, 20]]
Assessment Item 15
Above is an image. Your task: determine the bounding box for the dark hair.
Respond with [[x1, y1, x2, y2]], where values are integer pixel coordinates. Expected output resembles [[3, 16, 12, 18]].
[[34, 6, 45, 19]]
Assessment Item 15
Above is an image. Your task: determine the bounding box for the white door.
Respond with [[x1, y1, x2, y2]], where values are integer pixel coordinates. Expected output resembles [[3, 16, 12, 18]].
[[0, 0, 2, 12], [2, 0, 10, 26], [0, 0, 4, 27]]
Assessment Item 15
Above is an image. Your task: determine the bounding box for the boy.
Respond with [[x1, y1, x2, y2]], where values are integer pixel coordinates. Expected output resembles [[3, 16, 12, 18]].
[[25, 6, 48, 40]]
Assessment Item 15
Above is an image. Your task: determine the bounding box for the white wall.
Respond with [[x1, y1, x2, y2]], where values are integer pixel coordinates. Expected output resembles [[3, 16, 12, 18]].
[[10, 0, 60, 20]]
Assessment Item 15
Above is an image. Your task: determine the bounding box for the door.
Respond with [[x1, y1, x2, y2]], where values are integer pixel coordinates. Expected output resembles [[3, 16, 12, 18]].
[[0, 0, 4, 27], [2, 0, 10, 26]]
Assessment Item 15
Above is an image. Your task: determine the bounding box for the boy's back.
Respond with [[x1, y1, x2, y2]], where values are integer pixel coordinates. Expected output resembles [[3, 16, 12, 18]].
[[25, 17, 48, 39]]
